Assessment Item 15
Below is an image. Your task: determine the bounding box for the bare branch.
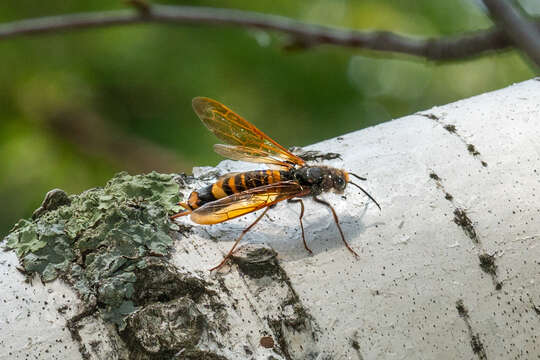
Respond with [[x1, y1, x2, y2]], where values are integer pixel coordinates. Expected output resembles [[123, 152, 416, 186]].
[[0, 4, 537, 61], [482, 0, 540, 67], [126, 0, 151, 15]]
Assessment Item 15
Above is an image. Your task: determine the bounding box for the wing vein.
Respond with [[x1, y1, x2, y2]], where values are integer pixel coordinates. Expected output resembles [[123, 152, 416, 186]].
[[192, 97, 305, 167]]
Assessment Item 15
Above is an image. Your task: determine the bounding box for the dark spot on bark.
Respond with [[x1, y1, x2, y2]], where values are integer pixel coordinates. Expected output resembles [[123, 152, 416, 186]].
[[429, 172, 441, 181], [176, 224, 193, 236], [421, 113, 439, 120], [260, 336, 275, 348], [456, 299, 487, 360], [471, 334, 487, 360], [467, 144, 480, 156], [443, 124, 457, 133], [478, 253, 497, 276], [444, 192, 454, 201], [243, 346, 253, 355], [456, 299, 468, 318], [216, 277, 231, 297], [89, 341, 101, 352], [453, 208, 478, 243]]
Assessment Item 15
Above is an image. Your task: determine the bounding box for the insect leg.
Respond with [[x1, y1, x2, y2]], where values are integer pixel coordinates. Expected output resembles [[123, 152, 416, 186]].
[[170, 210, 191, 219], [177, 202, 190, 209], [209, 206, 271, 271], [312, 197, 359, 257], [170, 202, 192, 220], [287, 198, 313, 254]]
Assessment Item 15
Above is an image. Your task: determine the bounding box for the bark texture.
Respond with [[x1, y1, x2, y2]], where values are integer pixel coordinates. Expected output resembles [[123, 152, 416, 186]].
[[1, 78, 539, 359]]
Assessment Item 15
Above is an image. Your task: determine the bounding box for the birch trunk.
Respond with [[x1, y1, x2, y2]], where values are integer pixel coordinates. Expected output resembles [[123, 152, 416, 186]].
[[1, 78, 539, 359]]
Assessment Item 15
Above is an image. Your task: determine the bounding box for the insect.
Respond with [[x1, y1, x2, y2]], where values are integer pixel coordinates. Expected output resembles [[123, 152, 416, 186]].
[[172, 97, 380, 270]]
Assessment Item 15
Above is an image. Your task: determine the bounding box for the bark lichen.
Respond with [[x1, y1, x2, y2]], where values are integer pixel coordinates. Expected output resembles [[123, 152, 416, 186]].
[[3, 171, 182, 326]]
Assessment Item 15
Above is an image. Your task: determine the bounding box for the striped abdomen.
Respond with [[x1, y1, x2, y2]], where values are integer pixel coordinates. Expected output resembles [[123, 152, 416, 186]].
[[186, 170, 290, 210]]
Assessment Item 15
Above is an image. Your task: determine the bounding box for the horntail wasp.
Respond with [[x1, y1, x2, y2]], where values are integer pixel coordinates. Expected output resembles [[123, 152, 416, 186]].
[[172, 97, 380, 270]]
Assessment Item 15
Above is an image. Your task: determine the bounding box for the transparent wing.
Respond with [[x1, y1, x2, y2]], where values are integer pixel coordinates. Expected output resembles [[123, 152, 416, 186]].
[[193, 97, 305, 167], [190, 181, 306, 225]]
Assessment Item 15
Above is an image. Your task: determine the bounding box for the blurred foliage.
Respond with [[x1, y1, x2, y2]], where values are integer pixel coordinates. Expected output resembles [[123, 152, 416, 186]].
[[0, 0, 534, 236]]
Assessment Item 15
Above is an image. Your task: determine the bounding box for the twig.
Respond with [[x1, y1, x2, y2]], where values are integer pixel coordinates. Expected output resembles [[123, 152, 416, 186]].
[[0, 4, 538, 61], [482, 0, 540, 67], [125, 0, 151, 15]]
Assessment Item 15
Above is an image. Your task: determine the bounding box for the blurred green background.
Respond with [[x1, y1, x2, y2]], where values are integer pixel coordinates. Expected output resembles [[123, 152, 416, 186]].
[[0, 0, 535, 236]]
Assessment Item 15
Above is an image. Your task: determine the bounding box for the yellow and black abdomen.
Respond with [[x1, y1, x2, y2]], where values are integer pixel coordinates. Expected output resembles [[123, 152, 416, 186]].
[[186, 170, 289, 210]]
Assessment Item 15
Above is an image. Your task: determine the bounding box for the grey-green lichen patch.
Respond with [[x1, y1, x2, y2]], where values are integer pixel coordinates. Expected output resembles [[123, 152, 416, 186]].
[[3, 171, 182, 326]]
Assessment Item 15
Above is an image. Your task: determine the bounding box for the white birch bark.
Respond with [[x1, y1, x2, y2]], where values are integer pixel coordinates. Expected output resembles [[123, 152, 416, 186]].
[[1, 78, 539, 359]]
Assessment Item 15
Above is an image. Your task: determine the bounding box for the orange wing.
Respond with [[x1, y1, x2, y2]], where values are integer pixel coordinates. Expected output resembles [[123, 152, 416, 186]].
[[192, 97, 305, 168], [190, 181, 307, 225], [213, 144, 294, 167]]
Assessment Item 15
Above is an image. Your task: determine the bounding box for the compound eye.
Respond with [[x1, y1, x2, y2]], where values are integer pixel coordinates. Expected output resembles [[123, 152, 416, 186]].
[[335, 176, 345, 188]]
